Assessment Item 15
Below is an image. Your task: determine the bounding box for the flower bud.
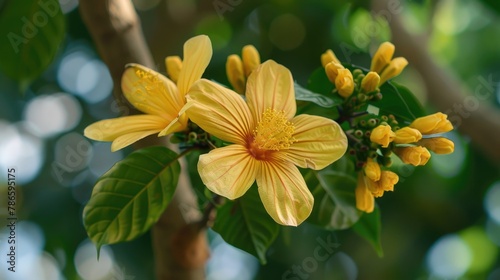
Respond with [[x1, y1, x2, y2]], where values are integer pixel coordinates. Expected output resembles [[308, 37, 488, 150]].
[[242, 45, 260, 77], [364, 158, 381, 182], [394, 146, 431, 166], [394, 127, 422, 144], [379, 57, 408, 85], [379, 171, 398, 191], [226, 55, 245, 94], [370, 124, 396, 148], [335, 69, 355, 98], [361, 71, 380, 93], [165, 56, 182, 83], [418, 137, 455, 154], [325, 62, 344, 84], [356, 173, 374, 213], [321, 49, 340, 67], [370, 42, 395, 73], [410, 112, 453, 134]]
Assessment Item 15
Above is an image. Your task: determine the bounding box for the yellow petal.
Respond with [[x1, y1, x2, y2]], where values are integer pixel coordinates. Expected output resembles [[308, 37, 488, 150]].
[[355, 173, 375, 213], [257, 160, 313, 226], [325, 62, 344, 84], [246, 60, 296, 123], [321, 49, 341, 67], [410, 112, 453, 135], [393, 127, 422, 144], [111, 129, 163, 151], [84, 115, 167, 142], [379, 57, 408, 85], [364, 158, 381, 181], [187, 79, 253, 145], [394, 146, 431, 166], [198, 145, 257, 199], [242, 45, 261, 77], [361, 71, 380, 92], [418, 137, 454, 154], [226, 54, 246, 94], [370, 42, 395, 73], [121, 64, 184, 119], [286, 115, 347, 170], [335, 69, 354, 98], [165, 56, 182, 83], [177, 35, 213, 97]]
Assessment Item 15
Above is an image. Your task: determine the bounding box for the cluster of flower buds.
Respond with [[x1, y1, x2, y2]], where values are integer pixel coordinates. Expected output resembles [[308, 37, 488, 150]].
[[321, 42, 454, 213]]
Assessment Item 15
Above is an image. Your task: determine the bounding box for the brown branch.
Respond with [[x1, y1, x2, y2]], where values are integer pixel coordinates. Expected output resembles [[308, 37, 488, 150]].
[[372, 0, 500, 164], [79, 1, 208, 279]]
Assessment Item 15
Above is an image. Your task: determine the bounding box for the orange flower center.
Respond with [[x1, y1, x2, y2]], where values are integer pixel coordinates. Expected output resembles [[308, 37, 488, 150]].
[[248, 108, 296, 160]]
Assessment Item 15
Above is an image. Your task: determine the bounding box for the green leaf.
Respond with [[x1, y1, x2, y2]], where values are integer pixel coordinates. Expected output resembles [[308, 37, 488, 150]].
[[83, 146, 181, 252], [370, 81, 426, 122], [0, 0, 65, 81], [294, 82, 342, 108], [307, 67, 335, 96], [305, 157, 361, 230], [212, 186, 280, 264], [352, 206, 383, 257]]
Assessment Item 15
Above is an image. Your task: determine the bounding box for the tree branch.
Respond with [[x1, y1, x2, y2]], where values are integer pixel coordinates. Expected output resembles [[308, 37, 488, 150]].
[[79, 1, 208, 279]]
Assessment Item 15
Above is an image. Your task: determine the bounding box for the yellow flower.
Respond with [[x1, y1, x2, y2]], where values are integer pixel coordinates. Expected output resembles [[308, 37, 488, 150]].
[[379, 171, 398, 192], [321, 49, 341, 67], [394, 146, 431, 166], [186, 60, 348, 226], [393, 127, 422, 144], [84, 35, 212, 151], [410, 112, 453, 135], [370, 124, 396, 148], [335, 69, 355, 98], [356, 173, 375, 213], [364, 158, 381, 181], [325, 62, 344, 84], [370, 42, 395, 73], [379, 57, 408, 85], [418, 137, 455, 154], [226, 54, 245, 94], [361, 71, 380, 93]]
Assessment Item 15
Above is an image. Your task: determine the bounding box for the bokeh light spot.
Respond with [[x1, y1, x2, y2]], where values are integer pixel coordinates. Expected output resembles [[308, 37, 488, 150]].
[[88, 142, 124, 178], [195, 15, 232, 50], [484, 181, 500, 224], [0, 121, 43, 184], [54, 133, 93, 182], [268, 13, 306, 51], [74, 239, 115, 280], [24, 93, 82, 138], [325, 252, 358, 280], [460, 226, 498, 274], [426, 234, 472, 279]]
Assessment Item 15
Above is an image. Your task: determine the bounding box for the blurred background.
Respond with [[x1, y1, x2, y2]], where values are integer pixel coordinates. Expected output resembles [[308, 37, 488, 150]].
[[0, 0, 499, 279]]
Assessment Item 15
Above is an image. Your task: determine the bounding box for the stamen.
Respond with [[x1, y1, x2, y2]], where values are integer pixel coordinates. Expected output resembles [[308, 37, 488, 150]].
[[252, 108, 296, 151]]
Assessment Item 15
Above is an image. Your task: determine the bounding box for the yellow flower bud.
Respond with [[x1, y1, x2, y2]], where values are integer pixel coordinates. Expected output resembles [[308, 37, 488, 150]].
[[394, 127, 422, 144], [370, 124, 396, 148], [242, 45, 260, 77], [410, 112, 453, 135], [165, 56, 182, 83], [370, 42, 395, 73], [321, 49, 341, 67], [335, 69, 354, 98], [356, 173, 375, 213], [226, 54, 246, 94], [361, 71, 380, 93], [418, 137, 455, 154], [379, 171, 398, 192], [364, 158, 381, 181], [379, 57, 408, 85], [394, 146, 431, 166], [325, 62, 344, 84]]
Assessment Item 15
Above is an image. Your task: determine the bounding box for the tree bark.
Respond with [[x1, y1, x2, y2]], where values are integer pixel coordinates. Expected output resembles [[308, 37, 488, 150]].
[[79, 1, 208, 279]]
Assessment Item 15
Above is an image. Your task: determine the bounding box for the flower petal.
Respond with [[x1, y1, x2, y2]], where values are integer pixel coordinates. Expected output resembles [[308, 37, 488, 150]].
[[177, 35, 213, 97], [84, 115, 167, 142], [198, 145, 258, 200], [286, 114, 348, 170], [187, 79, 253, 145], [246, 60, 296, 123], [256, 160, 313, 226], [111, 129, 163, 151], [121, 64, 184, 118]]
